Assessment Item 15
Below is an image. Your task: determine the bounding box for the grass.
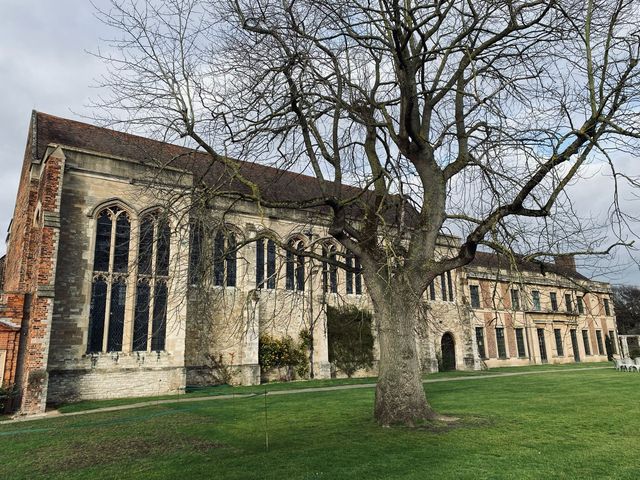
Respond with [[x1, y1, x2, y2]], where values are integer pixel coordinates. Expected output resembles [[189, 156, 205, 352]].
[[1, 363, 637, 479], [53, 361, 610, 414]]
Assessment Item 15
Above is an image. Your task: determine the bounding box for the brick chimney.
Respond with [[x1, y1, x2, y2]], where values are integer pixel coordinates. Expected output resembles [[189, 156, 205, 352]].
[[554, 254, 576, 272]]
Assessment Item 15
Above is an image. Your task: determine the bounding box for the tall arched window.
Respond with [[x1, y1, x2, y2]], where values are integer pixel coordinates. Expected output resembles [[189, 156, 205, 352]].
[[213, 230, 237, 287], [286, 238, 305, 291], [256, 237, 277, 289], [345, 252, 363, 295], [322, 244, 338, 294], [188, 220, 203, 285], [88, 206, 131, 353], [133, 213, 170, 351]]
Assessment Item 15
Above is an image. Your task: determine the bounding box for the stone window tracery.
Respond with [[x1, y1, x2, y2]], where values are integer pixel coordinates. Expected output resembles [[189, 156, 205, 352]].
[[286, 238, 305, 291], [256, 237, 277, 289], [322, 244, 338, 294], [213, 230, 237, 287], [345, 252, 362, 295], [88, 206, 131, 353], [133, 213, 170, 352]]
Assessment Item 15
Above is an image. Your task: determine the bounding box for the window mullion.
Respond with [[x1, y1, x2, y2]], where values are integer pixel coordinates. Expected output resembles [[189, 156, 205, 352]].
[[102, 212, 118, 353], [148, 276, 156, 352], [122, 216, 139, 353], [147, 220, 158, 352]]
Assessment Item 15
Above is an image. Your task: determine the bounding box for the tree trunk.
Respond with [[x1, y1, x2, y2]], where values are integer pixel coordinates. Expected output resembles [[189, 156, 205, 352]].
[[372, 288, 436, 426]]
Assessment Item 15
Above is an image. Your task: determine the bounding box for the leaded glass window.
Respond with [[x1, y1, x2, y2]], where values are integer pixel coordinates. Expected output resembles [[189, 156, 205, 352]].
[[470, 285, 480, 309], [554, 328, 564, 356], [515, 328, 526, 357], [213, 230, 237, 287], [550, 292, 558, 311], [286, 239, 305, 291], [256, 238, 277, 289], [88, 206, 131, 353], [133, 213, 170, 352], [496, 328, 507, 359]]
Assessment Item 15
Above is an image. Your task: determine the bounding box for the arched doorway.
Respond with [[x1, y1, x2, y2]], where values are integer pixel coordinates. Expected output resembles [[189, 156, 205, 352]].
[[441, 332, 456, 371]]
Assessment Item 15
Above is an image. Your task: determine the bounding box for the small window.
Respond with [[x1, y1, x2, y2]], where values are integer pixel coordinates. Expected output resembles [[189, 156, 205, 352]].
[[603, 298, 611, 316], [532, 290, 541, 311], [429, 282, 436, 301], [596, 330, 604, 355], [608, 330, 618, 354], [470, 285, 481, 309], [577, 296, 584, 314], [151, 281, 168, 351], [554, 329, 564, 356], [538, 328, 548, 362], [511, 289, 520, 310], [345, 253, 363, 295], [582, 330, 591, 355], [496, 328, 507, 359], [550, 292, 558, 311], [440, 274, 447, 301], [515, 328, 526, 357], [565, 293, 572, 312], [446, 271, 454, 301], [354, 258, 362, 295], [475, 327, 486, 359], [346, 252, 354, 294]]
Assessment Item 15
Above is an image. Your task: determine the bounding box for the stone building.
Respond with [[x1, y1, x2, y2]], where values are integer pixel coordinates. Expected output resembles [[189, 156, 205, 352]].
[[0, 111, 618, 415]]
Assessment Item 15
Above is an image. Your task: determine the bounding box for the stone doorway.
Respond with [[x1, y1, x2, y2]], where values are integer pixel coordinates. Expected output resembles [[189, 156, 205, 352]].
[[441, 332, 456, 371]]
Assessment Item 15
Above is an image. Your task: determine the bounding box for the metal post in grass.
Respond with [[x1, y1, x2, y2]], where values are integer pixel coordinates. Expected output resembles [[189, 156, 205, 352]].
[[264, 388, 269, 451]]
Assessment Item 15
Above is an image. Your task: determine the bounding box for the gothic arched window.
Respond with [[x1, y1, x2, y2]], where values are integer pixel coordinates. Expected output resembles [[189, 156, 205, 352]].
[[133, 213, 170, 351], [345, 252, 363, 295], [322, 244, 338, 294], [88, 206, 131, 353], [256, 237, 277, 289], [286, 238, 305, 291], [213, 230, 237, 287]]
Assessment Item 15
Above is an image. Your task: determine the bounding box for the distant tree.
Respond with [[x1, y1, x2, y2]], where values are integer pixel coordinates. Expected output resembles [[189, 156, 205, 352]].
[[95, 0, 640, 426], [612, 285, 640, 334]]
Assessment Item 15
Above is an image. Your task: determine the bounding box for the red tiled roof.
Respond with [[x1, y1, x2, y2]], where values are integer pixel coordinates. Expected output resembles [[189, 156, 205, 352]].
[[33, 111, 413, 222]]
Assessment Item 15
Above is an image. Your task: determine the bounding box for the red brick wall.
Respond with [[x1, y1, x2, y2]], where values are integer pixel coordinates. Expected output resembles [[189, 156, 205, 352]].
[[484, 312, 497, 358], [17, 149, 65, 414], [1, 116, 65, 414]]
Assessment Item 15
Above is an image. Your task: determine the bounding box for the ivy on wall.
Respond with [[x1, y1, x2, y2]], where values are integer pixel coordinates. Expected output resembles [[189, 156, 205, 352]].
[[327, 305, 374, 377]]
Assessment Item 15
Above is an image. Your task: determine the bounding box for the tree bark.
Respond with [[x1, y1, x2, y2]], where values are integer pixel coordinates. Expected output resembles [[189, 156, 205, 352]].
[[372, 286, 436, 426]]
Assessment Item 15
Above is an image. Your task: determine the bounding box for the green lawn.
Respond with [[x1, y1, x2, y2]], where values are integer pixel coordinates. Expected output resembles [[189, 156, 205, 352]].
[[54, 362, 610, 414], [2, 364, 637, 479]]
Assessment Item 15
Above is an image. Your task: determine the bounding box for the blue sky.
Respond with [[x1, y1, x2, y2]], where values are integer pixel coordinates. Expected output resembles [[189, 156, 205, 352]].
[[0, 0, 638, 285]]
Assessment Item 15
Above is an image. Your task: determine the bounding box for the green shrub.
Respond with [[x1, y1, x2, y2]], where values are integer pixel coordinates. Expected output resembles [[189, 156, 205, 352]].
[[629, 345, 640, 359], [0, 384, 17, 412], [327, 305, 374, 377], [259, 334, 309, 380]]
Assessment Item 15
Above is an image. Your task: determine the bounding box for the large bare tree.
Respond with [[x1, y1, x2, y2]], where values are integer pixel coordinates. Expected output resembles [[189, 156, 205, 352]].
[[94, 0, 640, 426]]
